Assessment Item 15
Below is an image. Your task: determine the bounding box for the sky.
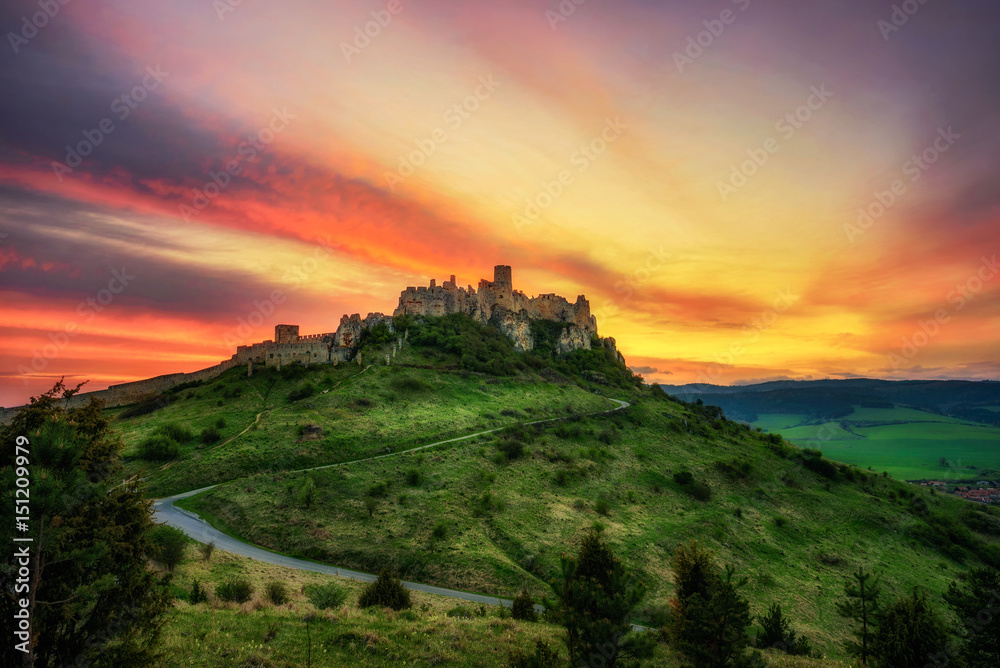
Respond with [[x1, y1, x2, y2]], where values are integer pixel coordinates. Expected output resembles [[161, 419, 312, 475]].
[[1, 0, 998, 407]]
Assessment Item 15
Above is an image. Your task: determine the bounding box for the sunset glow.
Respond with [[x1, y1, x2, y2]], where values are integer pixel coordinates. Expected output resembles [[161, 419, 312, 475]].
[[2, 0, 998, 407]]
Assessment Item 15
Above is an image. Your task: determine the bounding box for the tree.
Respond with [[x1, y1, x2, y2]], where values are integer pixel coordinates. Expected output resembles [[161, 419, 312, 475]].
[[148, 524, 188, 571], [512, 589, 538, 622], [545, 528, 646, 667], [358, 568, 411, 610], [669, 541, 757, 668], [297, 476, 316, 509], [835, 565, 882, 665], [364, 496, 377, 518], [944, 566, 1000, 667], [0, 380, 173, 667], [755, 603, 813, 657], [871, 589, 950, 667]]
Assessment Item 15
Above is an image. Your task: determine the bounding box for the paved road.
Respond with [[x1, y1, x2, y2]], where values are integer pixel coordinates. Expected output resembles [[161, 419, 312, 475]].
[[153, 395, 633, 615]]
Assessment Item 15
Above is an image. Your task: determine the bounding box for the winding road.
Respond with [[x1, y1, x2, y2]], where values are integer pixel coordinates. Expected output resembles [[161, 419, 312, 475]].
[[153, 396, 631, 612]]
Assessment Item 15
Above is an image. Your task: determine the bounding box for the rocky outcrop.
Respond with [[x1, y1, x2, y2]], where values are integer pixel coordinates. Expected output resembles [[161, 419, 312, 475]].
[[558, 326, 592, 355], [488, 308, 535, 353]]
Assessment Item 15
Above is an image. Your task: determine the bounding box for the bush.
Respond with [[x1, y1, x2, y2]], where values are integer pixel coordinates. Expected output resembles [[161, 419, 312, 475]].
[[872, 589, 949, 667], [198, 540, 215, 562], [297, 477, 316, 509], [305, 582, 347, 610], [148, 524, 187, 570], [200, 426, 222, 445], [216, 577, 254, 604], [405, 468, 421, 486], [497, 438, 525, 461], [506, 640, 561, 668], [756, 603, 814, 656], [554, 468, 569, 486], [288, 383, 316, 402], [431, 521, 448, 541], [189, 579, 207, 604], [139, 435, 179, 461], [358, 569, 411, 610], [684, 481, 712, 502], [265, 580, 288, 606], [595, 498, 610, 516], [673, 471, 694, 485], [160, 423, 195, 443], [512, 590, 537, 621], [215, 417, 226, 428]]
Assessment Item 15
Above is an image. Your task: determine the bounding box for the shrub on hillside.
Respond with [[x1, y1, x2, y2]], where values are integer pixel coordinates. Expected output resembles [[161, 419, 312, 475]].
[[139, 435, 179, 461], [506, 640, 561, 668], [265, 580, 288, 606], [497, 438, 525, 461], [512, 590, 537, 621], [148, 524, 188, 570], [288, 383, 315, 402], [305, 582, 347, 610], [358, 569, 411, 610], [160, 422, 195, 443], [189, 579, 207, 604], [216, 577, 254, 603], [755, 603, 814, 656], [200, 426, 222, 445], [673, 471, 694, 486], [405, 468, 421, 486]]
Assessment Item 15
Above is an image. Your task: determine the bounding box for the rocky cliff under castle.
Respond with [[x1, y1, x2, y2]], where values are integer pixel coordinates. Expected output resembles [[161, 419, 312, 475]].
[[0, 265, 623, 419]]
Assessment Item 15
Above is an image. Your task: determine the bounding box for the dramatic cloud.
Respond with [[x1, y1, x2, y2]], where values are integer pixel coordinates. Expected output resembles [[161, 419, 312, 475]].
[[0, 0, 997, 405]]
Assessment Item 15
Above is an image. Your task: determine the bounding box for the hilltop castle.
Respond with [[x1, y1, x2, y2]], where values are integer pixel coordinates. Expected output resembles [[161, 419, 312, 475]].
[[0, 265, 622, 419], [228, 265, 609, 369]]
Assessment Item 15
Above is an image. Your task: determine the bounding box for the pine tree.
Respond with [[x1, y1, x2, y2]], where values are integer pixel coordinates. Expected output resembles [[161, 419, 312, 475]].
[[670, 541, 756, 667], [834, 565, 882, 665], [944, 566, 1000, 667], [545, 528, 646, 667], [871, 588, 950, 668], [0, 381, 173, 666]]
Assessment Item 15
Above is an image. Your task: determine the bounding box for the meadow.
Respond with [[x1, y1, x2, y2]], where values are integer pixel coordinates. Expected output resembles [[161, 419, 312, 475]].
[[750, 406, 1000, 481]]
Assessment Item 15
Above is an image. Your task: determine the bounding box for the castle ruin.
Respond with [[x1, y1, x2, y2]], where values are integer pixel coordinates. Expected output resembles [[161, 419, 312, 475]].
[[0, 265, 622, 420]]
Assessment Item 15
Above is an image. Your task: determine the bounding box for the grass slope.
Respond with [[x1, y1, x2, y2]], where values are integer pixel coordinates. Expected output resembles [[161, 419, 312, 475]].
[[117, 362, 609, 497], [178, 389, 1000, 661]]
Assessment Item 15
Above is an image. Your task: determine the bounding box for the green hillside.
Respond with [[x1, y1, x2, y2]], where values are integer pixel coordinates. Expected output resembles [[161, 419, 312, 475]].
[[111, 314, 1000, 664]]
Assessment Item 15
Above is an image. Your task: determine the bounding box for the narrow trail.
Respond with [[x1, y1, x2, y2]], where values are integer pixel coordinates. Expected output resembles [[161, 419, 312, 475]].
[[153, 395, 638, 620]]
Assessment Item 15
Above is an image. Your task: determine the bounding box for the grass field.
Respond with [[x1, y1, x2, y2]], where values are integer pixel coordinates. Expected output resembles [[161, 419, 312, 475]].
[[752, 405, 1000, 481], [152, 544, 849, 667], [174, 390, 1000, 662]]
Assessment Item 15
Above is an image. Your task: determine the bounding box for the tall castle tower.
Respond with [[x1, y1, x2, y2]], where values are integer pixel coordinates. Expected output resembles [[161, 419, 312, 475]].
[[493, 265, 512, 292]]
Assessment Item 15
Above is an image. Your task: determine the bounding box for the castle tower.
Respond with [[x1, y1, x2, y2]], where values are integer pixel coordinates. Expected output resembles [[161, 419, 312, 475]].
[[493, 265, 512, 292], [275, 324, 300, 345]]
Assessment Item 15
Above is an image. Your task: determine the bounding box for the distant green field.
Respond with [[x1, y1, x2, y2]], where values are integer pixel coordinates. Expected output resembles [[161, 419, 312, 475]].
[[753, 405, 1000, 481]]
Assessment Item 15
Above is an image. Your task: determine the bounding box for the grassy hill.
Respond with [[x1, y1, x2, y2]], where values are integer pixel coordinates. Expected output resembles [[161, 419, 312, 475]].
[[112, 315, 1000, 664]]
